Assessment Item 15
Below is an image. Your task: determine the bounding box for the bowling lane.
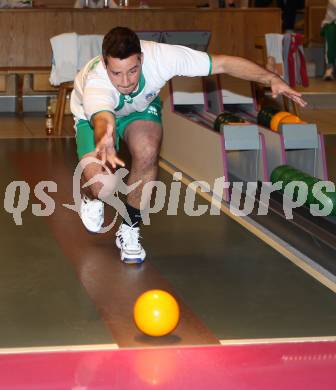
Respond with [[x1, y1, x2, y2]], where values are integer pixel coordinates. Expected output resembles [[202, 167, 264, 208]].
[[0, 141, 113, 348], [4, 138, 218, 348], [145, 169, 336, 341], [1, 138, 336, 350]]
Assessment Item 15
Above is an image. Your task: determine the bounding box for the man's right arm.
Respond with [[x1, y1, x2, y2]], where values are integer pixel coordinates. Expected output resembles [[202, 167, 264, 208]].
[[92, 111, 125, 168]]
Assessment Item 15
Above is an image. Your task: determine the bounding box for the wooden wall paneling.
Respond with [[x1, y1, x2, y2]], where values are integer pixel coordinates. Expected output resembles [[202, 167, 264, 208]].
[[72, 10, 107, 34], [243, 8, 282, 62], [0, 10, 73, 67], [35, 0, 216, 7], [0, 8, 282, 66], [0, 12, 16, 67], [306, 6, 326, 44], [144, 0, 210, 6], [219, 11, 246, 56], [25, 10, 73, 66], [35, 0, 75, 6], [0, 75, 7, 92], [21, 12, 57, 66], [305, 0, 327, 6], [71, 9, 129, 34], [72, 9, 205, 39]]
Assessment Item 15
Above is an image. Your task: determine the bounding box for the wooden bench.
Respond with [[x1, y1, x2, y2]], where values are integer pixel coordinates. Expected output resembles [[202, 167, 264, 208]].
[[0, 67, 73, 135], [0, 67, 51, 115]]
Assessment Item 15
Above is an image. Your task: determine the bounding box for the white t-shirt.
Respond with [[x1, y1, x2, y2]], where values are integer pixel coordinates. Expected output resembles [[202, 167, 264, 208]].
[[70, 40, 212, 121]]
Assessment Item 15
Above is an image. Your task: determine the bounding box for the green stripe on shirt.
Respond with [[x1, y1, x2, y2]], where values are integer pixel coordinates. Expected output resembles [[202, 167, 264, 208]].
[[207, 54, 213, 76]]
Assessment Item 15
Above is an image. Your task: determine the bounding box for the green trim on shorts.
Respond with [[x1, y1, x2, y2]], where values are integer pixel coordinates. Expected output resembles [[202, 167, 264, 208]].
[[75, 119, 96, 160], [115, 95, 162, 148], [208, 54, 213, 75], [75, 96, 162, 160]]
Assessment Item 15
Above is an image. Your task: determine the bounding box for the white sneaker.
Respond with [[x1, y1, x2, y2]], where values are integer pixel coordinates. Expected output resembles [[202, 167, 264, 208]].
[[80, 196, 104, 233], [116, 223, 146, 264]]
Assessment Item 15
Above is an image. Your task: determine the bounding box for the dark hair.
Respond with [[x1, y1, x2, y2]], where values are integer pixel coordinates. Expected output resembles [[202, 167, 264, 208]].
[[102, 27, 141, 64]]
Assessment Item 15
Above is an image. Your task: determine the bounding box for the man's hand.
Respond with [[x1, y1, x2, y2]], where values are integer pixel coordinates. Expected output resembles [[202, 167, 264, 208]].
[[95, 123, 125, 169], [211, 55, 308, 108], [270, 75, 307, 108]]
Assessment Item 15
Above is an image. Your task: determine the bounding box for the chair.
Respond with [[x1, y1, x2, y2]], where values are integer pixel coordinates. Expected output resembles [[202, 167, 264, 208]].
[[54, 81, 74, 135], [49, 33, 104, 135]]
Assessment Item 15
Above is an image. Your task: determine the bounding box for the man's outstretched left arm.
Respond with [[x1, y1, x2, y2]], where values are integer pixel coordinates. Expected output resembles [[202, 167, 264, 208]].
[[211, 54, 307, 108]]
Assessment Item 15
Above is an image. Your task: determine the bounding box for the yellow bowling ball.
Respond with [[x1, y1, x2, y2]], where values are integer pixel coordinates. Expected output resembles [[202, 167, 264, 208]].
[[133, 289, 180, 337], [270, 111, 292, 132], [280, 114, 305, 125]]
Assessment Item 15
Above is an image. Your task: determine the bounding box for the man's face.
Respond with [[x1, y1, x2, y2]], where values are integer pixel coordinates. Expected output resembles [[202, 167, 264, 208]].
[[105, 53, 143, 95]]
